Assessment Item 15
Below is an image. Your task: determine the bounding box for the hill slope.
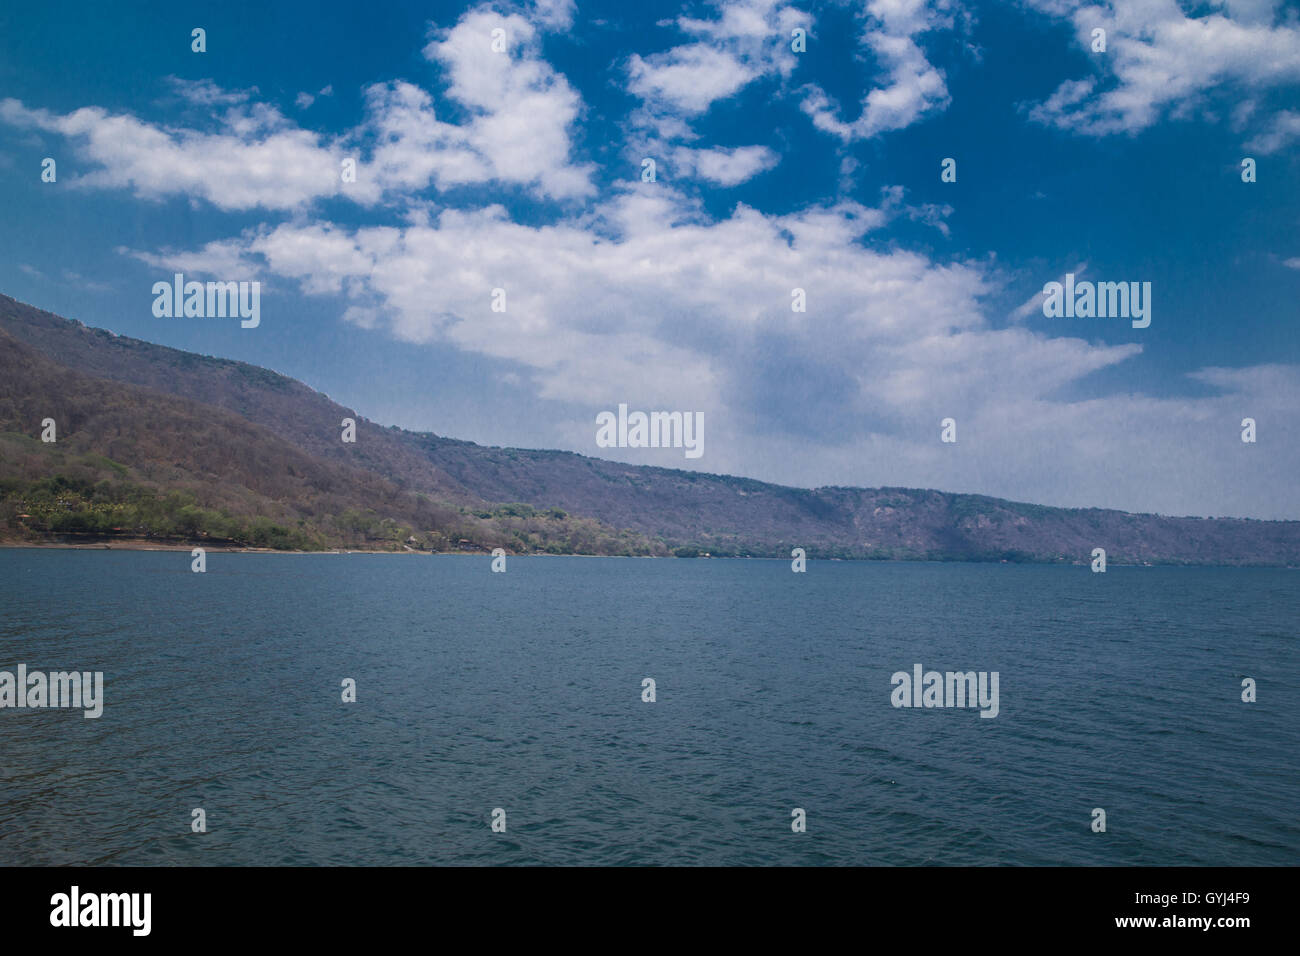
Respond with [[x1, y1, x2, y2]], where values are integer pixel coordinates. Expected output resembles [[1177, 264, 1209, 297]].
[[0, 323, 662, 555], [3, 292, 1298, 564]]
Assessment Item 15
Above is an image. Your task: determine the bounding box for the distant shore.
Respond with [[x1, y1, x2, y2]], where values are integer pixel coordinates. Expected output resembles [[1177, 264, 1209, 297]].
[[0, 538, 449, 555], [0, 537, 642, 557], [2, 538, 1297, 568]]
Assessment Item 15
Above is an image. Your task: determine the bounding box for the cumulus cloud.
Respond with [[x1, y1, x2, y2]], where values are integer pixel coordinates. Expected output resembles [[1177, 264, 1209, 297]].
[[752, 360, 1300, 519], [670, 144, 780, 185], [0, 96, 345, 211], [0, 5, 594, 209], [122, 183, 1223, 497], [120, 187, 988, 404], [630, 44, 759, 116], [627, 0, 805, 114], [625, 0, 806, 185], [530, 0, 576, 30], [1025, 0, 1300, 143], [417, 8, 595, 198], [125, 182, 1300, 517], [799, 0, 955, 141]]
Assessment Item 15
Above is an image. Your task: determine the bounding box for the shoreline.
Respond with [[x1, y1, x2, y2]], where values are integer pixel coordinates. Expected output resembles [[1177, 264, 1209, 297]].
[[0, 539, 1295, 568], [0, 538, 655, 557], [0, 539, 448, 556]]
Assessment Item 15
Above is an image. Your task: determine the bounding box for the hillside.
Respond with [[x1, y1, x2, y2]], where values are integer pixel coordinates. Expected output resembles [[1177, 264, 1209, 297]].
[[0, 320, 663, 555], [3, 292, 1299, 564]]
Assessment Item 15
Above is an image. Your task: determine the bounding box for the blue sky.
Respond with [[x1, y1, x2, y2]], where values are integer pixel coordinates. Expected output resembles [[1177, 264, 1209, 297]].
[[1, 0, 1298, 518]]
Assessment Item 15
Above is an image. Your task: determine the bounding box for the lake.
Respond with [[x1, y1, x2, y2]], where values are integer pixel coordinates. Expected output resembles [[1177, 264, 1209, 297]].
[[0, 550, 1295, 865]]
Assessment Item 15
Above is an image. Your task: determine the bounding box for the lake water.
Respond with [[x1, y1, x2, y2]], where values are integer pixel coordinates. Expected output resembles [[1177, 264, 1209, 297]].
[[0, 550, 1295, 865]]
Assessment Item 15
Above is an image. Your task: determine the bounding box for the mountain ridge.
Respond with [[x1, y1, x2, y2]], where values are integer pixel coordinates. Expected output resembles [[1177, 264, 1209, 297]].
[[3, 292, 1297, 565]]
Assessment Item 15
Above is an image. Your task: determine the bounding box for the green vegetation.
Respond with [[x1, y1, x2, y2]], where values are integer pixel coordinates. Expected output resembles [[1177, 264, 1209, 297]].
[[1, 473, 320, 549], [0, 438, 667, 555]]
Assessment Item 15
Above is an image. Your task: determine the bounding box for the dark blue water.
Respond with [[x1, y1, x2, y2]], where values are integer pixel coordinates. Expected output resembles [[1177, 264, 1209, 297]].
[[0, 550, 1295, 865]]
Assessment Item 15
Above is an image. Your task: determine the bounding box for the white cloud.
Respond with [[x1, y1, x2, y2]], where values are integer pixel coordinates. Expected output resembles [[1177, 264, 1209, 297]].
[[353, 81, 491, 201], [1245, 109, 1300, 153], [670, 144, 779, 185], [166, 77, 258, 107], [121, 239, 270, 284], [624, 0, 807, 184], [629, 45, 759, 116], [1026, 1, 1300, 142], [530, 0, 576, 30], [756, 360, 1300, 519], [0, 5, 594, 210], [112, 168, 1300, 517], [627, 0, 806, 115], [0, 96, 345, 212], [123, 187, 986, 403], [142, 184, 1300, 517], [800, 0, 954, 141], [417, 8, 595, 198]]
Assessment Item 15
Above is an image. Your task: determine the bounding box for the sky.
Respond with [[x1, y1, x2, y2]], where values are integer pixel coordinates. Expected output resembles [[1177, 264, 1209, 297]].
[[1, 0, 1298, 519]]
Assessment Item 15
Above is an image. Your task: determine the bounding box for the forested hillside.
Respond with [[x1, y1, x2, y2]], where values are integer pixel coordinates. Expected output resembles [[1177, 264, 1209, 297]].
[[4, 293, 1299, 564]]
